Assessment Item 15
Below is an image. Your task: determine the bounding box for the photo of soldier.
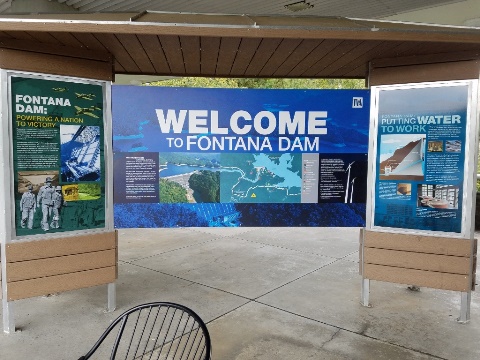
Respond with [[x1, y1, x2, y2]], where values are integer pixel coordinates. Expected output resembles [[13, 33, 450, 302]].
[[37, 177, 55, 231], [20, 184, 36, 229], [16, 170, 104, 234], [51, 186, 67, 229]]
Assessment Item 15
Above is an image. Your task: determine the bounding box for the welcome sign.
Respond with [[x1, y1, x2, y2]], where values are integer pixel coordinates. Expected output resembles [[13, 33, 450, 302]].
[[112, 86, 370, 227], [156, 108, 328, 152]]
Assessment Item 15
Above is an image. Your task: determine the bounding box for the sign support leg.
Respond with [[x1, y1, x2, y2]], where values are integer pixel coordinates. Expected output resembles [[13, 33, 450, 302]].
[[458, 291, 471, 323], [2, 298, 15, 334], [361, 278, 370, 307], [107, 282, 116, 312]]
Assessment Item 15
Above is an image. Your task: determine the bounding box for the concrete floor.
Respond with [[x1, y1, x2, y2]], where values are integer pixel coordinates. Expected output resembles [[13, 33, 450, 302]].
[[1, 227, 479, 359]]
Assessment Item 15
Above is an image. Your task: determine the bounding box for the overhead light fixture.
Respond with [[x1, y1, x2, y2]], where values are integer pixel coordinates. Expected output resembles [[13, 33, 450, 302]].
[[284, 1, 314, 12]]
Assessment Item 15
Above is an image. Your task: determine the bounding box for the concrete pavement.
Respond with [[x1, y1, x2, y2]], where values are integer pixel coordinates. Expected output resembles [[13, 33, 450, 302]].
[[1, 227, 479, 359]]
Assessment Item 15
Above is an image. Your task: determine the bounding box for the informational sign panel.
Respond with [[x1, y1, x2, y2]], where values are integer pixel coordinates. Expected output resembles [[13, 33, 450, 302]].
[[113, 86, 370, 227], [10, 74, 107, 236], [369, 81, 477, 235]]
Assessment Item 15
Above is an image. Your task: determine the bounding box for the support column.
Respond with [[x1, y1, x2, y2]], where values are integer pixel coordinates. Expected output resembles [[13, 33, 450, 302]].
[[458, 291, 471, 323], [2, 298, 15, 334], [107, 282, 116, 312], [361, 278, 370, 307]]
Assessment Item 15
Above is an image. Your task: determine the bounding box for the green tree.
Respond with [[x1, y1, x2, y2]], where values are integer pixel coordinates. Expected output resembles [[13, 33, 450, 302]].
[[236, 78, 365, 89], [149, 77, 239, 88], [188, 170, 220, 202], [148, 77, 365, 89], [159, 179, 188, 203]]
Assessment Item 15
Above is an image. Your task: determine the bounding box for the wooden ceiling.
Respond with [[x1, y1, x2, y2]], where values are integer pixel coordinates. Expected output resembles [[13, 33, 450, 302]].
[[0, 12, 479, 80], [1, 0, 463, 19]]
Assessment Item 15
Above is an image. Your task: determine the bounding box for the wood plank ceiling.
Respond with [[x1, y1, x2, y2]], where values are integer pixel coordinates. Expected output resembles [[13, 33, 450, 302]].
[[1, 0, 465, 19], [0, 12, 479, 79]]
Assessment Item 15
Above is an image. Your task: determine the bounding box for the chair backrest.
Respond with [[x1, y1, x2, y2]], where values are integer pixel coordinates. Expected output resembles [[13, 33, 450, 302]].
[[78, 302, 211, 360]]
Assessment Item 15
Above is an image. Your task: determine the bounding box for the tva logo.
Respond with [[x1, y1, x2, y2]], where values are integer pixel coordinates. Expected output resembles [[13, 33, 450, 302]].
[[352, 97, 363, 108]]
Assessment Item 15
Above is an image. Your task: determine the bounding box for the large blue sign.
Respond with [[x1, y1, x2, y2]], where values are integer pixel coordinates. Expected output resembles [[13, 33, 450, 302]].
[[112, 86, 370, 227], [372, 84, 470, 233]]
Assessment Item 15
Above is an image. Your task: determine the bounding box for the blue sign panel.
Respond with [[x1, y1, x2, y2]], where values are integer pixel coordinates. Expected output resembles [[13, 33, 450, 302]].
[[112, 86, 370, 227], [373, 84, 469, 233]]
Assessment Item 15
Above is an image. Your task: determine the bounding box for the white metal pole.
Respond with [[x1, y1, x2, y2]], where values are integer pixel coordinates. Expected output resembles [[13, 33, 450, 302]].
[[458, 291, 471, 323], [107, 282, 116, 312], [2, 298, 15, 334], [361, 279, 370, 307]]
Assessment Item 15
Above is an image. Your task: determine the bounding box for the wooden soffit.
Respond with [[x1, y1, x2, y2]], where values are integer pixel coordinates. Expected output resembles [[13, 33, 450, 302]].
[[0, 12, 479, 79]]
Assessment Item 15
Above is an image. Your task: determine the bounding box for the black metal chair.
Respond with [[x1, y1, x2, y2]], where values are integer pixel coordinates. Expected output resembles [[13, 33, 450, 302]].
[[78, 302, 211, 360]]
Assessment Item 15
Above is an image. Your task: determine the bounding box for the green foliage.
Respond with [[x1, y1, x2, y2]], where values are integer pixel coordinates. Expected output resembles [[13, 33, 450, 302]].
[[188, 170, 220, 202], [149, 77, 239, 88], [78, 183, 101, 196], [147, 77, 365, 89], [159, 153, 220, 167], [77, 183, 101, 200], [236, 78, 366, 89], [159, 179, 188, 203]]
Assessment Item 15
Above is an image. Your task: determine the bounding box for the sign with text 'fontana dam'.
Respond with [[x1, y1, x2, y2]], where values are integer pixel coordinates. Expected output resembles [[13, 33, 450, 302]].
[[112, 86, 370, 227]]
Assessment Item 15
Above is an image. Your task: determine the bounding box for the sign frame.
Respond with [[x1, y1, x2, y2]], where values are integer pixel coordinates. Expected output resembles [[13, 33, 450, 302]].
[[366, 80, 479, 239], [5, 70, 114, 240]]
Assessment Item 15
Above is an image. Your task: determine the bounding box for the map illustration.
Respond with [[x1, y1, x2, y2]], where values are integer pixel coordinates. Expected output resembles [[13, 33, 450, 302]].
[[220, 153, 302, 203]]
